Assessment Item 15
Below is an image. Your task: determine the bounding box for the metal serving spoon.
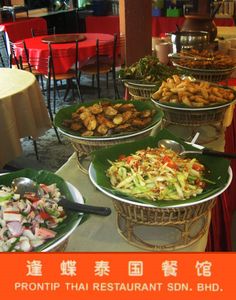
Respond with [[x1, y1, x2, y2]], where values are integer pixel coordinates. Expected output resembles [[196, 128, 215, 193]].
[[158, 139, 236, 159], [12, 177, 111, 216]]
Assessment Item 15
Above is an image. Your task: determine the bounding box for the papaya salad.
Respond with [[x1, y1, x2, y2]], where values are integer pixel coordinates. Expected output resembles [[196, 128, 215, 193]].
[[106, 146, 210, 201], [0, 183, 66, 252]]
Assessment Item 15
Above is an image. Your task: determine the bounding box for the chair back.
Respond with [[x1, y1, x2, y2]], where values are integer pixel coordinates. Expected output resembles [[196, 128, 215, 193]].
[[48, 39, 79, 76], [10, 40, 33, 71], [31, 26, 56, 37], [116, 33, 126, 67], [0, 31, 11, 68], [96, 33, 117, 72]]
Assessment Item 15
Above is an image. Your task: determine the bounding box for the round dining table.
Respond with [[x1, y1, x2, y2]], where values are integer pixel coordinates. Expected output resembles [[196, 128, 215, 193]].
[[0, 68, 51, 169], [14, 33, 114, 75]]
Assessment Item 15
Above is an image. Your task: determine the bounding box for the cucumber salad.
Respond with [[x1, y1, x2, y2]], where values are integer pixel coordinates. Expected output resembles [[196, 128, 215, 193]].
[[107, 146, 209, 201], [0, 183, 66, 252]]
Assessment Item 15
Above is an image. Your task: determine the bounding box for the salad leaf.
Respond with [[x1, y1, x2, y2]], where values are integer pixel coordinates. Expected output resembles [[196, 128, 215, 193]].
[[91, 128, 231, 207]]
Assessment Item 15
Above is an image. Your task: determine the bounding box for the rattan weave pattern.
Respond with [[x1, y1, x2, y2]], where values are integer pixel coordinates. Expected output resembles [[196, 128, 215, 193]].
[[124, 81, 158, 100], [112, 198, 216, 251]]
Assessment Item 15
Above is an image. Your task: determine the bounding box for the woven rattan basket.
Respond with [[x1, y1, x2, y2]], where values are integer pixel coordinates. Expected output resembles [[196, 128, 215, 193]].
[[154, 102, 228, 127], [113, 198, 216, 251], [58, 120, 162, 173], [124, 81, 158, 100], [172, 63, 235, 82]]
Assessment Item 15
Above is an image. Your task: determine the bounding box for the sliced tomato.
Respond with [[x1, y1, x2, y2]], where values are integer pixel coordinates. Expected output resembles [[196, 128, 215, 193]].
[[162, 155, 178, 169], [39, 211, 51, 220], [125, 156, 134, 164], [40, 184, 49, 193], [162, 155, 171, 163], [24, 193, 40, 202], [118, 154, 126, 161], [193, 163, 205, 171], [196, 179, 206, 188]]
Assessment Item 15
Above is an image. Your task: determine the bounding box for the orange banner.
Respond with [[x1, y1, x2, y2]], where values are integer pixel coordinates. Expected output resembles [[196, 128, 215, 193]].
[[0, 253, 235, 300]]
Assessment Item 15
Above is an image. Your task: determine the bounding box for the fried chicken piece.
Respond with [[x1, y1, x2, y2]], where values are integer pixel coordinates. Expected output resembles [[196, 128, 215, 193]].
[[97, 124, 109, 135], [100, 101, 111, 107], [122, 110, 133, 122], [62, 119, 73, 127], [140, 109, 152, 118], [83, 115, 97, 131], [131, 117, 152, 127], [81, 131, 94, 137], [71, 112, 81, 120], [114, 123, 132, 132], [97, 114, 115, 128], [88, 103, 103, 114], [79, 110, 91, 121], [70, 122, 83, 131], [113, 114, 123, 125], [104, 106, 118, 117], [75, 106, 86, 113], [113, 103, 123, 110], [118, 103, 135, 112]]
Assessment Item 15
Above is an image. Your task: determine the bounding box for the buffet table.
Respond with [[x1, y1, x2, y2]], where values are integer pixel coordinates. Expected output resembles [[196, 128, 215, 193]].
[[0, 17, 47, 42], [0, 68, 51, 168]]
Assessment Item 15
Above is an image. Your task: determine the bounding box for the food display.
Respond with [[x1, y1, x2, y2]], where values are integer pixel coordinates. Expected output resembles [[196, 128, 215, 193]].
[[119, 55, 187, 84], [0, 182, 66, 252], [170, 49, 236, 70], [106, 146, 207, 201], [61, 101, 157, 137], [152, 75, 235, 107], [91, 129, 231, 207]]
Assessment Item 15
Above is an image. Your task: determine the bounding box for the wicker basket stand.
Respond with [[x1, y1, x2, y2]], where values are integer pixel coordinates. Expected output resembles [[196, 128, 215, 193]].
[[124, 81, 158, 100], [60, 120, 162, 173], [153, 101, 231, 144], [113, 198, 216, 251], [172, 63, 236, 83]]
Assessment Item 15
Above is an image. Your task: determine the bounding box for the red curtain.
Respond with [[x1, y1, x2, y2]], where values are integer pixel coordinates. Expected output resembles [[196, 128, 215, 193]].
[[206, 103, 236, 251]]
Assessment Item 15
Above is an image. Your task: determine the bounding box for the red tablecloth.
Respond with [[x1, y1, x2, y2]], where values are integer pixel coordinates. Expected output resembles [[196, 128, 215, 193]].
[[152, 16, 235, 37], [14, 33, 114, 74], [86, 16, 120, 35], [0, 18, 47, 42]]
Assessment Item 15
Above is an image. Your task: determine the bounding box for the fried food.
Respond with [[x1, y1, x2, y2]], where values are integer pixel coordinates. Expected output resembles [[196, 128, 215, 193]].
[[104, 106, 118, 117], [62, 101, 156, 136], [97, 124, 109, 135], [152, 75, 235, 107], [173, 49, 236, 69]]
